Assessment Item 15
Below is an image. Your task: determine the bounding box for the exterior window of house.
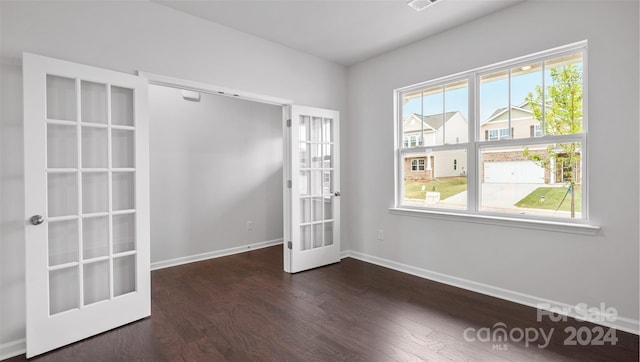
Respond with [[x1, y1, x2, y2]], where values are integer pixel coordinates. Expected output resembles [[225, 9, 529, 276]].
[[396, 42, 587, 221], [534, 124, 543, 137], [488, 128, 510, 140], [403, 136, 409, 148], [411, 159, 425, 171]]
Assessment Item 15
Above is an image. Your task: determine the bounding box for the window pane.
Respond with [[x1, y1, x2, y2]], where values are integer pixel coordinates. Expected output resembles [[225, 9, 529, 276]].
[[511, 63, 543, 139], [543, 52, 583, 136], [480, 142, 582, 219], [421, 85, 444, 146], [444, 80, 468, 144], [402, 150, 467, 210], [401, 88, 423, 149], [480, 70, 509, 141]]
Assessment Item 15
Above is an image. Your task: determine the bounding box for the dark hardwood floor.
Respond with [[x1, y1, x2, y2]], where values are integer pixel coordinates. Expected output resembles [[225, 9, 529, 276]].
[[9, 245, 638, 361]]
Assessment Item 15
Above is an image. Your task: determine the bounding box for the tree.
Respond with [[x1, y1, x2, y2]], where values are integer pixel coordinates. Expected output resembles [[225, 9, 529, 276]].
[[523, 64, 583, 218]]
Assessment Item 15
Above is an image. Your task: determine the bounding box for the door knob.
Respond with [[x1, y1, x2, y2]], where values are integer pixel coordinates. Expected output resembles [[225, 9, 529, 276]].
[[334, 191, 341, 197], [30, 215, 44, 225]]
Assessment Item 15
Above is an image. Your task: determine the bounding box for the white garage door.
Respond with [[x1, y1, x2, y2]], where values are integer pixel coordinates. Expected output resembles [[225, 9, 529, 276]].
[[484, 161, 545, 183]]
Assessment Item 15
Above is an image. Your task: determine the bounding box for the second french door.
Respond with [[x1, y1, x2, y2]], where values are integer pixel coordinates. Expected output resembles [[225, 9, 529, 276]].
[[285, 105, 341, 273]]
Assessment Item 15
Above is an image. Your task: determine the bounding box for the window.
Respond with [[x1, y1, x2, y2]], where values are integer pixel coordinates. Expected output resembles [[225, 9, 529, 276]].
[[396, 42, 587, 221], [487, 128, 510, 141], [533, 124, 543, 137], [411, 159, 425, 171]]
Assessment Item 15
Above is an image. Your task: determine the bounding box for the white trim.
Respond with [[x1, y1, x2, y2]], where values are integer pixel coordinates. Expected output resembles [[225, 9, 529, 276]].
[[397, 41, 587, 95], [0, 339, 25, 360], [150, 238, 283, 271], [137, 71, 292, 106], [342, 250, 639, 335], [389, 207, 599, 235]]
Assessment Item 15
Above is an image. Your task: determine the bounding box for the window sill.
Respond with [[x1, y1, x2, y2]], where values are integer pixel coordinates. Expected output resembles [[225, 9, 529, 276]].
[[388, 208, 600, 235]]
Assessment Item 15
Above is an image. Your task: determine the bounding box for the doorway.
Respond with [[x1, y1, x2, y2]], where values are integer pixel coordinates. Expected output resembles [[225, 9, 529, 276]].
[[147, 84, 284, 266]]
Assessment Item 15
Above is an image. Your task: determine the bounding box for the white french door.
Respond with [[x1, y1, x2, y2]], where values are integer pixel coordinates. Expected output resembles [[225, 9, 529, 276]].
[[23, 53, 150, 357], [285, 105, 340, 273]]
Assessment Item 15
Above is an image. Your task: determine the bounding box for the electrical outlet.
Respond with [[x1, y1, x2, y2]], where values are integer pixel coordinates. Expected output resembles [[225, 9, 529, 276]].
[[377, 229, 384, 240], [246, 221, 254, 230]]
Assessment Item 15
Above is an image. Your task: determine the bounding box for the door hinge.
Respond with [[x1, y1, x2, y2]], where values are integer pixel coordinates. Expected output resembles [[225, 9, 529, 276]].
[[286, 119, 291, 127], [287, 241, 292, 249], [287, 180, 292, 188]]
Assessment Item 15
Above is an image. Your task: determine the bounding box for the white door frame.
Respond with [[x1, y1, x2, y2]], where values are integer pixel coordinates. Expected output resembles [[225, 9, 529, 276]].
[[137, 71, 298, 272]]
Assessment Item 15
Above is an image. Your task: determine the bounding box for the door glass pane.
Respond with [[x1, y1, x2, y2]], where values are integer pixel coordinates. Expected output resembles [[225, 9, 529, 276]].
[[82, 172, 108, 214], [299, 142, 309, 168], [324, 222, 334, 246], [322, 144, 333, 168], [310, 117, 322, 142], [48, 220, 79, 266], [47, 124, 77, 168], [112, 129, 134, 168], [299, 116, 309, 142], [47, 75, 76, 121], [311, 197, 323, 222], [300, 225, 311, 251], [310, 144, 322, 168], [49, 266, 79, 315], [82, 127, 108, 168], [81, 81, 107, 124], [48, 173, 78, 217], [113, 213, 136, 253], [299, 171, 310, 196], [322, 118, 333, 142], [112, 172, 135, 211], [82, 216, 109, 259], [312, 223, 322, 248], [323, 171, 333, 195], [323, 197, 333, 220], [83, 260, 110, 305], [310, 170, 322, 195], [300, 198, 311, 223], [113, 255, 136, 296], [111, 86, 134, 126]]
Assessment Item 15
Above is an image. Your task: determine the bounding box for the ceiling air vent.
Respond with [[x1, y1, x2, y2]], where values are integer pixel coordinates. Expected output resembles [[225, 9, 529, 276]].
[[407, 0, 440, 12]]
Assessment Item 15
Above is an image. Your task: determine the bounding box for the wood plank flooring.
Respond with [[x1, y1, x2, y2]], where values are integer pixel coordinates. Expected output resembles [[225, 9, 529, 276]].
[[9, 245, 638, 361]]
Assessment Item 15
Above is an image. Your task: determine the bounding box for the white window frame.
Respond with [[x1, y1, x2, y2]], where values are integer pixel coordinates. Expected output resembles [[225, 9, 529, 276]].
[[392, 41, 598, 233]]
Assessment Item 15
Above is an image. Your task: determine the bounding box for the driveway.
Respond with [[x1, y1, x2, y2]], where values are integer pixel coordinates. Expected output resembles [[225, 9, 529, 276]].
[[436, 183, 542, 208]]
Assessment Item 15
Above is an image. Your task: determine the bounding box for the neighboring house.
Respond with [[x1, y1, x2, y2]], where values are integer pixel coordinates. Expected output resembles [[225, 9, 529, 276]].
[[403, 111, 468, 181], [403, 104, 581, 185], [479, 102, 581, 184]]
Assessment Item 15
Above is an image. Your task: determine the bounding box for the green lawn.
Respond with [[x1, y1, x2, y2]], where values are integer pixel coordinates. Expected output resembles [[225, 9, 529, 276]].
[[404, 177, 467, 200], [515, 186, 582, 211]]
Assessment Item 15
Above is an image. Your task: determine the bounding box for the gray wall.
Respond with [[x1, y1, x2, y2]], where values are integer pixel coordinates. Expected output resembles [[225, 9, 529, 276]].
[[344, 0, 639, 327], [148, 85, 283, 263], [0, 0, 346, 349]]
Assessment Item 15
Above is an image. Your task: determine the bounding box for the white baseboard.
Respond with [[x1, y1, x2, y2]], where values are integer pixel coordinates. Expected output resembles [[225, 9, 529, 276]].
[[151, 238, 283, 271], [0, 339, 25, 361], [342, 250, 640, 335]]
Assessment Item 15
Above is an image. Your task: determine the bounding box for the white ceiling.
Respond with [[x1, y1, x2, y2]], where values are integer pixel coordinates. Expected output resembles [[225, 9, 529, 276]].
[[155, 0, 524, 66]]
